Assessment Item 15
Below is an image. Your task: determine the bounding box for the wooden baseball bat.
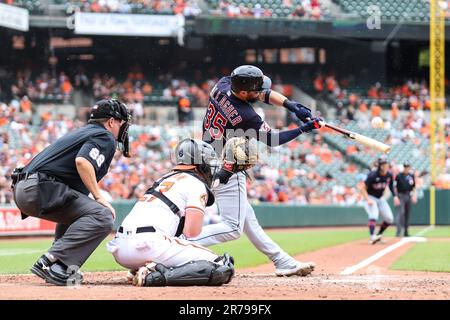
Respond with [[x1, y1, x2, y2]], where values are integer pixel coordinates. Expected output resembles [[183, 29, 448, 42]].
[[319, 121, 391, 154]]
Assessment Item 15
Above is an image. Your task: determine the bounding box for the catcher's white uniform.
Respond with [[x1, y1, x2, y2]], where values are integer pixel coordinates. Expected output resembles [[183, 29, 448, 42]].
[[106, 172, 218, 270]]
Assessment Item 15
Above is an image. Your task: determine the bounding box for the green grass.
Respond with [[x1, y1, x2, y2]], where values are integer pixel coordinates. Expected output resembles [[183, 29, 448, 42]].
[[416, 226, 450, 238], [0, 228, 368, 274], [0, 238, 124, 274], [390, 242, 450, 273], [210, 229, 368, 268], [1, 226, 448, 274], [383, 226, 450, 238]]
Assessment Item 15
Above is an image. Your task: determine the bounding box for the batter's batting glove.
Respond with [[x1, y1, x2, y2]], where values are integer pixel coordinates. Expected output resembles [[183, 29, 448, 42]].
[[283, 99, 313, 122], [299, 117, 323, 133]]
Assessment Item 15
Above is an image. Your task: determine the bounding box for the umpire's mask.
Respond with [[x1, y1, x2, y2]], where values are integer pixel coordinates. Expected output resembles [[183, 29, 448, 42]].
[[89, 99, 132, 157]]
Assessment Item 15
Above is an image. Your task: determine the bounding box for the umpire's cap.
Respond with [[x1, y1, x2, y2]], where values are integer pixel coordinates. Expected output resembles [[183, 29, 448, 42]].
[[231, 65, 264, 92], [89, 99, 129, 122]]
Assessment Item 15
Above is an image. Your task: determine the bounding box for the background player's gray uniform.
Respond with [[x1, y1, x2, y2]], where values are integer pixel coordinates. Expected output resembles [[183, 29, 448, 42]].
[[363, 195, 394, 224]]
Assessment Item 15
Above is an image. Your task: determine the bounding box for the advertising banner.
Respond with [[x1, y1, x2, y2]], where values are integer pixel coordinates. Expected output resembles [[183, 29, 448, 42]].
[[0, 207, 55, 236], [74, 12, 184, 37], [0, 3, 29, 32]]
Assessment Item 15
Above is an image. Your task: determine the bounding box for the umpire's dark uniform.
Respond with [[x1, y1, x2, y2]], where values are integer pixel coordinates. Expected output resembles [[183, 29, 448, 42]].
[[395, 163, 416, 237], [11, 99, 130, 285]]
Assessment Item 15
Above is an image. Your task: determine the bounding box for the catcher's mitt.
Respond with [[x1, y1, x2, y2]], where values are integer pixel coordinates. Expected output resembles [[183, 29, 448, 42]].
[[222, 137, 258, 173]]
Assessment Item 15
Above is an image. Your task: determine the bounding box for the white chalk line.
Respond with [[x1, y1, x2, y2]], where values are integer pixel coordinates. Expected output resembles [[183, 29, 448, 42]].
[[414, 225, 434, 237], [339, 227, 430, 276], [0, 249, 41, 257]]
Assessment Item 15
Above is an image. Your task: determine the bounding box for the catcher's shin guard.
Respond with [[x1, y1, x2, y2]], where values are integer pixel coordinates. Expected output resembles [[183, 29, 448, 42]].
[[143, 254, 235, 287]]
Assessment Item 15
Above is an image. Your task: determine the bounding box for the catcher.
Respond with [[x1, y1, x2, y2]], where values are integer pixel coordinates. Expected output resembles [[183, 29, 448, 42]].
[[107, 138, 235, 286]]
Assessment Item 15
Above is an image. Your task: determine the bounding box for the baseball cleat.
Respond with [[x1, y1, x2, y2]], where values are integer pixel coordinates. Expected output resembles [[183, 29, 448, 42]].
[[275, 260, 315, 277], [369, 235, 382, 245], [132, 267, 149, 287], [31, 255, 80, 286]]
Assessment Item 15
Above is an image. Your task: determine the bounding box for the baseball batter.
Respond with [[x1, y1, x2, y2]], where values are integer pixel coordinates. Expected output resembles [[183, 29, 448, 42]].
[[107, 139, 235, 287], [188, 65, 322, 277], [361, 156, 397, 244]]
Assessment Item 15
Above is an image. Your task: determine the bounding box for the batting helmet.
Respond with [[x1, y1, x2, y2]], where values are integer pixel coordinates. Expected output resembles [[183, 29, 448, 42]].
[[175, 139, 219, 187], [231, 65, 264, 92]]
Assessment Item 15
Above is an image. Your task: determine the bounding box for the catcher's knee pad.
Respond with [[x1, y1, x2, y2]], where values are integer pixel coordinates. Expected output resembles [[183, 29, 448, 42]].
[[144, 254, 235, 287]]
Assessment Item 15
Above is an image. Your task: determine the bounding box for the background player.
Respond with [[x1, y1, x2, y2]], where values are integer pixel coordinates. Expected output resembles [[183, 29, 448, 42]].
[[395, 161, 417, 237], [360, 155, 398, 244], [11, 99, 131, 285], [188, 65, 322, 277], [107, 139, 234, 287]]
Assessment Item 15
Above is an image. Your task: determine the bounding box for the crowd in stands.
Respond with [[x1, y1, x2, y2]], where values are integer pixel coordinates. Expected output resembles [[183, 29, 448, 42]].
[[1, 66, 450, 205], [4, 0, 327, 19], [0, 111, 366, 205], [3, 67, 220, 121], [2, 104, 447, 206], [209, 0, 325, 19], [312, 73, 436, 122], [3, 0, 202, 16], [2, 66, 296, 125], [65, 0, 202, 16]]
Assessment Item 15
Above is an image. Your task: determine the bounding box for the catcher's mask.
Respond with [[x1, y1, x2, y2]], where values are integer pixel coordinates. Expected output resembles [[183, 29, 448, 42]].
[[174, 138, 219, 188], [89, 99, 132, 157]]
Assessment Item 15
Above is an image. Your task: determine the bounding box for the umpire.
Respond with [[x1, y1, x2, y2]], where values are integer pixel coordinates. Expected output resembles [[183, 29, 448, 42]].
[[11, 99, 131, 286], [395, 161, 416, 237]]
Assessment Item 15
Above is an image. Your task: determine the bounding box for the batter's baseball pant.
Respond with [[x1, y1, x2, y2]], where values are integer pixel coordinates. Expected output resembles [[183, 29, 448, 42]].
[[363, 195, 394, 224], [13, 173, 114, 268], [396, 192, 412, 236], [188, 172, 290, 264]]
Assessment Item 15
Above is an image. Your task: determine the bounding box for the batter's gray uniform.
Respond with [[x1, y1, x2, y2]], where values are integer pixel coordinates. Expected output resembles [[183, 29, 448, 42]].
[[189, 171, 292, 266], [189, 72, 318, 275], [363, 195, 394, 224]]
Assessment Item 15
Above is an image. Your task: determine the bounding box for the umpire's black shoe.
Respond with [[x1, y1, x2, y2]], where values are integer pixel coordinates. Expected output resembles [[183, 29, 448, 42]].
[[31, 255, 78, 286]]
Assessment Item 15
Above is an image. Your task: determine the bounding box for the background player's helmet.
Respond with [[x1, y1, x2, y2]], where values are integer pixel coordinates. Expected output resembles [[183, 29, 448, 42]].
[[377, 155, 388, 167], [175, 139, 219, 187], [231, 65, 264, 92], [89, 99, 132, 157]]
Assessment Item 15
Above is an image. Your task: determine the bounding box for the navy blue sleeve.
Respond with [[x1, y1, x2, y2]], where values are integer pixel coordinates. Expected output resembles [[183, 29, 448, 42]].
[[77, 133, 116, 174], [365, 172, 374, 188], [389, 173, 397, 196], [245, 115, 303, 147], [257, 127, 304, 147]]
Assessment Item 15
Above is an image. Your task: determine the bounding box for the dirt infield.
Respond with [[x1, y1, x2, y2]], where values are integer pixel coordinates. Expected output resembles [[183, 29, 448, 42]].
[[1, 237, 450, 300]]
